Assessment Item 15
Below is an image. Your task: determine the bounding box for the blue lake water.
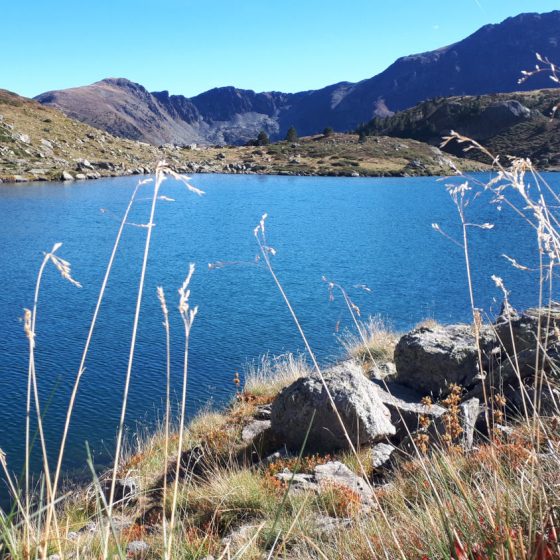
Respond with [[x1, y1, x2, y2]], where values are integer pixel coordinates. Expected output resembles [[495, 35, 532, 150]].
[[0, 172, 554, 494]]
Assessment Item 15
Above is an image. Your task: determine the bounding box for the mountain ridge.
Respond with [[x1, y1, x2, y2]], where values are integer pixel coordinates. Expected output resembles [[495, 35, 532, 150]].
[[35, 10, 560, 146]]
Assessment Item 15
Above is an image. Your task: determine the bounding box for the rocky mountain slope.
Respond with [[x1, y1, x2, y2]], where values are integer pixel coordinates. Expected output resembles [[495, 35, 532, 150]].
[[0, 88, 188, 182], [35, 10, 560, 146], [0, 89, 485, 183], [357, 88, 560, 168]]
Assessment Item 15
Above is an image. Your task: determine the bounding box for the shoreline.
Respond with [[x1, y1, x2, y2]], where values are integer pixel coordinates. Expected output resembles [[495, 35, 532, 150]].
[[0, 163, 498, 185], [2, 164, 559, 186]]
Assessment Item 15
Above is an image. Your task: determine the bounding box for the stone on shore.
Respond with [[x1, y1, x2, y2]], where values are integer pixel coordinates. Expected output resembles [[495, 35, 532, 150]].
[[271, 361, 395, 452]]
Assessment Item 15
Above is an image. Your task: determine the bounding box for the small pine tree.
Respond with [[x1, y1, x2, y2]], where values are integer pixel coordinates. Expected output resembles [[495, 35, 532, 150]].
[[256, 130, 270, 146], [285, 126, 298, 142], [323, 127, 334, 137]]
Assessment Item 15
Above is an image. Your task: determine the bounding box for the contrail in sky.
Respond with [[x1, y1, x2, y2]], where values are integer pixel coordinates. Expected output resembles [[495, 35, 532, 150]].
[[472, 0, 486, 14]]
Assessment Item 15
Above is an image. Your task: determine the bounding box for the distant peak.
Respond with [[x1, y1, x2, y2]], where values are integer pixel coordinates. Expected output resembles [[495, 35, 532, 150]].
[[97, 77, 145, 90]]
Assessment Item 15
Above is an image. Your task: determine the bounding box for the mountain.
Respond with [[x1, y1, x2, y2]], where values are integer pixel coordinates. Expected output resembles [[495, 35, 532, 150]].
[[357, 89, 560, 168], [0, 89, 486, 182], [35, 10, 560, 146], [0, 88, 194, 182]]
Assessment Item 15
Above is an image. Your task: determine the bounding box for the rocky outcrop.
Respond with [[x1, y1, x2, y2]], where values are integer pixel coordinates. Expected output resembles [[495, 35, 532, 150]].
[[493, 307, 560, 383], [270, 362, 395, 452], [266, 305, 558, 460], [394, 323, 497, 396]]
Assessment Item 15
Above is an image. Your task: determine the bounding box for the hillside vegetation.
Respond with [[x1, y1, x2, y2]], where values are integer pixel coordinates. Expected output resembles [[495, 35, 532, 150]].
[[358, 88, 560, 168], [177, 133, 487, 177], [0, 90, 486, 183]]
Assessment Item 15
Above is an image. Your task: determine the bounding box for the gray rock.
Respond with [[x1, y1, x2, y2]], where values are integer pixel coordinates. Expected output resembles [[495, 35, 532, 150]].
[[80, 521, 98, 534], [314, 461, 374, 506], [275, 460, 374, 506], [254, 404, 271, 420], [372, 380, 446, 441], [369, 361, 397, 380], [126, 540, 148, 558], [394, 324, 497, 395], [78, 514, 131, 536], [371, 442, 395, 470], [100, 476, 139, 507], [504, 382, 560, 416], [494, 306, 560, 383], [12, 175, 29, 183], [75, 173, 87, 180], [314, 514, 353, 534], [271, 362, 395, 452], [94, 161, 115, 170], [275, 471, 319, 492], [263, 448, 291, 465], [221, 524, 256, 547], [241, 419, 271, 443], [495, 306, 558, 355], [61, 170, 74, 181]]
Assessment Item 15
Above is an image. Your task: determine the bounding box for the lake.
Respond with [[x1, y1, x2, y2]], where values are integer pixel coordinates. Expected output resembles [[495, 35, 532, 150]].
[[0, 171, 553, 493]]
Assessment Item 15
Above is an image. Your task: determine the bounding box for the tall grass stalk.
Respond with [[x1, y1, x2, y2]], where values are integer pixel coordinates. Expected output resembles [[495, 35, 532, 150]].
[[254, 215, 408, 560], [156, 286, 171, 556], [166, 264, 198, 560], [43, 177, 148, 555], [25, 243, 81, 558], [101, 167, 165, 558]]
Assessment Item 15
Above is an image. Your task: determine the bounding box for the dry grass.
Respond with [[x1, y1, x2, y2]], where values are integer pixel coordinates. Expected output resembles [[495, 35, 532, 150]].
[[244, 353, 311, 398], [342, 316, 399, 365]]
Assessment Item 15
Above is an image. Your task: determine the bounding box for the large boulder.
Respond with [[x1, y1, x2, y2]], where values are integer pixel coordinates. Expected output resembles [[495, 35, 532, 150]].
[[394, 324, 497, 396], [270, 362, 395, 452], [494, 306, 560, 382], [495, 306, 560, 355]]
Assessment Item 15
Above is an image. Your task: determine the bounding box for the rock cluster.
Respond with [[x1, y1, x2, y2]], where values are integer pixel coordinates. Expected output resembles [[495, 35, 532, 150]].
[[240, 305, 559, 501]]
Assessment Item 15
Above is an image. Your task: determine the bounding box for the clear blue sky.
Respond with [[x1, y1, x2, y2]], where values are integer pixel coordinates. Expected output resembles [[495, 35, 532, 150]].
[[3, 0, 559, 98]]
